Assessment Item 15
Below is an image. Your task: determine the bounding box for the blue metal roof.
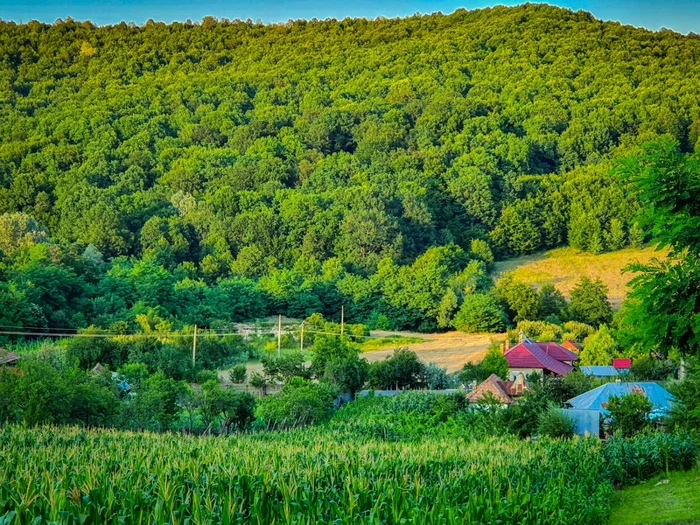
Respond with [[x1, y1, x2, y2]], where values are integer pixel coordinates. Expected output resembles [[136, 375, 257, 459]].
[[581, 366, 619, 377], [567, 382, 675, 418]]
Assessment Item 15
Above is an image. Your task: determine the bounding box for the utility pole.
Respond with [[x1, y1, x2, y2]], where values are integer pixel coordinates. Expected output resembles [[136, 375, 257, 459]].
[[277, 314, 282, 358], [192, 324, 198, 367], [340, 305, 345, 338], [300, 322, 305, 353]]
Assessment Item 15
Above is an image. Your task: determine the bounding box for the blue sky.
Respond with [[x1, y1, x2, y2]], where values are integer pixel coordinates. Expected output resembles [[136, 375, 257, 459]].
[[1, 1, 699, 34]]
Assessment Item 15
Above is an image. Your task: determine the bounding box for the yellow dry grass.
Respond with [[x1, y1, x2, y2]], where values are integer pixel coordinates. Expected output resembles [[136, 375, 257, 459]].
[[492, 246, 666, 308], [361, 331, 502, 373]]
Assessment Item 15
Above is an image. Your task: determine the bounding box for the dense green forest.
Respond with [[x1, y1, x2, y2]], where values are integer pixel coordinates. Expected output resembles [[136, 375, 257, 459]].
[[1, 4, 700, 332]]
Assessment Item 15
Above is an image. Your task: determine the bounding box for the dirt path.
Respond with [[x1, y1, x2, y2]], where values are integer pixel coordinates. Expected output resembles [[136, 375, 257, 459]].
[[361, 331, 502, 373]]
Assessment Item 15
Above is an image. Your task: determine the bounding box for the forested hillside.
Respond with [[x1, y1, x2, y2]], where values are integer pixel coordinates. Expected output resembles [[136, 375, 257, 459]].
[[1, 5, 699, 332]]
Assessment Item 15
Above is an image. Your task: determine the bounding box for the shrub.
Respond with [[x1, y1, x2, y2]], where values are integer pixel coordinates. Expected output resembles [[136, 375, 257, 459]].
[[538, 406, 575, 438], [229, 364, 247, 384], [452, 294, 506, 333], [261, 352, 310, 382], [606, 392, 653, 437], [421, 362, 454, 389], [367, 348, 424, 390], [257, 377, 335, 429], [194, 370, 219, 384]]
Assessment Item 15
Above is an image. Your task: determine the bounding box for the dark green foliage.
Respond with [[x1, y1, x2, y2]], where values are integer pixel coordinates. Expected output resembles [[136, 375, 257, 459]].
[[200, 380, 255, 434], [569, 277, 613, 327], [420, 363, 455, 390], [538, 283, 568, 320], [503, 390, 551, 438], [538, 406, 575, 438], [619, 139, 700, 358], [367, 348, 424, 390], [667, 360, 700, 434], [257, 377, 335, 429], [261, 352, 310, 382], [0, 355, 120, 428], [606, 392, 653, 438], [630, 356, 678, 381], [229, 364, 247, 384]]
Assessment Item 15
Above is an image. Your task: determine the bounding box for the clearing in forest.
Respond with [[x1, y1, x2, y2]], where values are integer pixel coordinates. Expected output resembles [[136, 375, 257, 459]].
[[492, 246, 664, 308], [360, 331, 500, 373]]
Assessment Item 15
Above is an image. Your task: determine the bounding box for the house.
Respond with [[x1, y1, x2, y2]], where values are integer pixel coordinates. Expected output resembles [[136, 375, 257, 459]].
[[562, 340, 582, 352], [467, 373, 531, 405], [0, 349, 19, 367], [581, 366, 620, 377], [504, 338, 578, 379], [566, 382, 675, 420]]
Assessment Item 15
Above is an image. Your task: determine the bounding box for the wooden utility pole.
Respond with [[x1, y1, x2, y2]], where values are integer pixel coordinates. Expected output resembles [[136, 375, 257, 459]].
[[300, 322, 305, 353], [192, 324, 198, 367], [277, 314, 282, 357], [340, 305, 345, 337]]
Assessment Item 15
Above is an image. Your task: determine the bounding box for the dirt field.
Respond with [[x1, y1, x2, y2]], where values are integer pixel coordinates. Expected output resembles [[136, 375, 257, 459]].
[[360, 331, 501, 373]]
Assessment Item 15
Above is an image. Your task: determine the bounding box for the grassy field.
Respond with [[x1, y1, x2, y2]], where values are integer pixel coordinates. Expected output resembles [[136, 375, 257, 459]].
[[610, 470, 700, 525], [492, 246, 665, 308]]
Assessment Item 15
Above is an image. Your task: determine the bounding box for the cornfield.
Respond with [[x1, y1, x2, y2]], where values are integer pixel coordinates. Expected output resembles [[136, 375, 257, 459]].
[[0, 425, 612, 524]]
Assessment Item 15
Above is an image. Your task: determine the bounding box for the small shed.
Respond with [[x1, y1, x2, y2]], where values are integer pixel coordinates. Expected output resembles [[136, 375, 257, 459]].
[[581, 366, 619, 377], [562, 340, 582, 352], [567, 382, 675, 419], [0, 350, 19, 367]]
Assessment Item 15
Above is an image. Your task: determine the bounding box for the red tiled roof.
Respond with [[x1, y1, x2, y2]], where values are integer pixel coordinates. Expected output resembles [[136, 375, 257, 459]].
[[468, 373, 532, 404], [536, 341, 579, 362], [612, 358, 632, 369], [505, 341, 573, 376]]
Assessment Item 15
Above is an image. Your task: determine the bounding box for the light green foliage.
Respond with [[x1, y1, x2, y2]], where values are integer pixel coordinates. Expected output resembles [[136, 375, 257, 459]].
[[606, 392, 653, 438], [493, 273, 540, 324], [0, 424, 621, 524], [452, 294, 506, 333], [0, 213, 49, 256], [0, 6, 691, 332], [480, 345, 510, 380], [579, 325, 618, 366]]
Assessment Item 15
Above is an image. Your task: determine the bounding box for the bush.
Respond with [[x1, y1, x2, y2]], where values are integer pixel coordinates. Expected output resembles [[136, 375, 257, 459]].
[[420, 362, 455, 389], [569, 277, 613, 327], [538, 406, 575, 438], [257, 377, 335, 430], [630, 356, 678, 380], [452, 294, 506, 333], [579, 325, 617, 366], [367, 348, 424, 390], [606, 392, 653, 437], [261, 352, 310, 382], [229, 364, 247, 384], [194, 370, 219, 384]]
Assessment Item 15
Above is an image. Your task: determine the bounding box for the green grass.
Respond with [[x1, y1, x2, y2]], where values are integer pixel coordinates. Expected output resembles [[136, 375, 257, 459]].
[[610, 470, 700, 525], [361, 335, 424, 352], [492, 246, 665, 308]]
